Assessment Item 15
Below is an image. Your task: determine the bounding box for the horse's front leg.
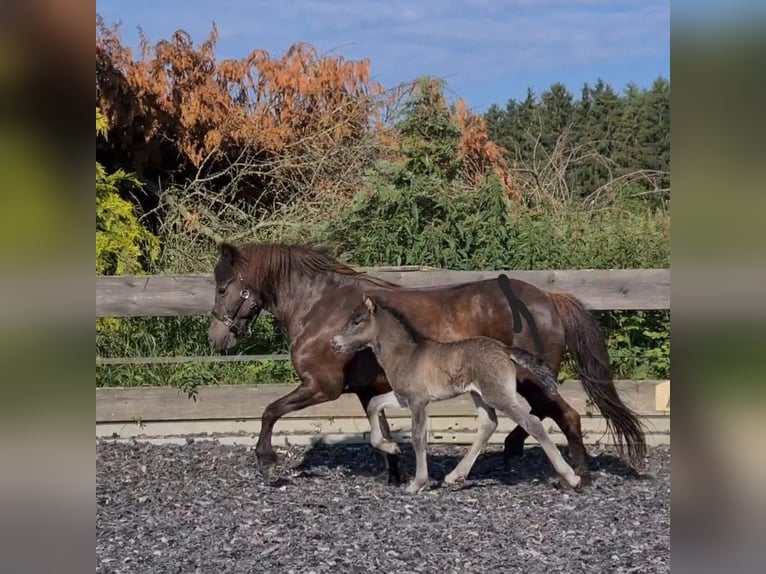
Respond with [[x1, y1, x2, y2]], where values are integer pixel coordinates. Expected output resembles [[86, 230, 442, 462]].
[[356, 389, 409, 485], [364, 391, 403, 455], [255, 382, 332, 472]]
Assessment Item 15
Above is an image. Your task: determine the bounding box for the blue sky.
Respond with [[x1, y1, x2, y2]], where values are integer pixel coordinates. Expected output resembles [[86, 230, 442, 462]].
[[96, 0, 670, 113]]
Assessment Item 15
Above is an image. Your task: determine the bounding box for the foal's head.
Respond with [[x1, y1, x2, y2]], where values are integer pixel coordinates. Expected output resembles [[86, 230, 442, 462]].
[[207, 242, 263, 351], [330, 295, 381, 354]]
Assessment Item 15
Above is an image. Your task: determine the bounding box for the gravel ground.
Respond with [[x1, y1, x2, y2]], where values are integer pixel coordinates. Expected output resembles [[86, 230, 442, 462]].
[[97, 440, 669, 574]]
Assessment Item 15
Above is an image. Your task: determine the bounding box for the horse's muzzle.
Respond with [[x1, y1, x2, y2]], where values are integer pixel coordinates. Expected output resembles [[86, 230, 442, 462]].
[[208, 320, 238, 351]]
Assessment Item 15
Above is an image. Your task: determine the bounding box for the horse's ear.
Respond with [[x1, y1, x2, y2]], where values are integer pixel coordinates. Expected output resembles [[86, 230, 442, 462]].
[[363, 295, 377, 313], [219, 242, 239, 266]]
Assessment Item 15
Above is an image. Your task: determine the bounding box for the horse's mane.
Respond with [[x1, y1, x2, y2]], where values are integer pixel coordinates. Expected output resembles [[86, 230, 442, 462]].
[[233, 243, 398, 288]]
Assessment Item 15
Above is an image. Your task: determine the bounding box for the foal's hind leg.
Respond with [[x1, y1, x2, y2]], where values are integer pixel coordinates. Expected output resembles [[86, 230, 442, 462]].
[[506, 379, 591, 483], [492, 387, 581, 489], [444, 392, 498, 486]]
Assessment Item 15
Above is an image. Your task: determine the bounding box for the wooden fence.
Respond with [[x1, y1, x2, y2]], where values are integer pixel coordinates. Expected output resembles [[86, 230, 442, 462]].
[[96, 267, 670, 447]]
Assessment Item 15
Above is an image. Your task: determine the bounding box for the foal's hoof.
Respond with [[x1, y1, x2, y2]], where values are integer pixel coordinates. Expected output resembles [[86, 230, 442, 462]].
[[576, 471, 592, 487], [379, 441, 401, 455], [554, 474, 583, 491], [405, 479, 430, 494], [443, 471, 465, 487]]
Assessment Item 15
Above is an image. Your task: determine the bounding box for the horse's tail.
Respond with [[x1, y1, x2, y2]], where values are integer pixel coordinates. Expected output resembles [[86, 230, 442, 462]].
[[507, 347, 561, 398], [549, 292, 647, 468]]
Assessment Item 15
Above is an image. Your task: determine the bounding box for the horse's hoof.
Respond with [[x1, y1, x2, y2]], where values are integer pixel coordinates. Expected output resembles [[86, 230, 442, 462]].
[[504, 436, 525, 458], [503, 444, 525, 469], [388, 462, 409, 485], [256, 451, 279, 475]]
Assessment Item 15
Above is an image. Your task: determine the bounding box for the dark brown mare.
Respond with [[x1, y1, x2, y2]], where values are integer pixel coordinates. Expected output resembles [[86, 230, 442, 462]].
[[207, 242, 647, 485]]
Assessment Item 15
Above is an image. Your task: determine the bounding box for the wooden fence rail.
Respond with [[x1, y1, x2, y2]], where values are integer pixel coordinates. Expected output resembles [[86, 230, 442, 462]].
[[96, 267, 669, 366], [96, 267, 670, 317], [96, 380, 671, 447]]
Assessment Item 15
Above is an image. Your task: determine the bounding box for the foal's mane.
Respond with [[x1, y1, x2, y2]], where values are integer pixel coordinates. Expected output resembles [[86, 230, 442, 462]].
[[233, 243, 398, 288], [375, 300, 430, 344]]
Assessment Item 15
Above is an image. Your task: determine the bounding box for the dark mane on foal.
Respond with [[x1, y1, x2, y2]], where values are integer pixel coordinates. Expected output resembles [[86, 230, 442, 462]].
[[375, 300, 430, 344], [231, 243, 398, 288]]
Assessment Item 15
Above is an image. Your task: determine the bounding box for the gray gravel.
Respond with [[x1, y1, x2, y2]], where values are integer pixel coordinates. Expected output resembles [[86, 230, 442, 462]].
[[96, 440, 669, 573]]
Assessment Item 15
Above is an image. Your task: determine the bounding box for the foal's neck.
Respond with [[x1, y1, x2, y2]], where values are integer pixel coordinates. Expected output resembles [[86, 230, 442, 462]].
[[370, 310, 421, 376]]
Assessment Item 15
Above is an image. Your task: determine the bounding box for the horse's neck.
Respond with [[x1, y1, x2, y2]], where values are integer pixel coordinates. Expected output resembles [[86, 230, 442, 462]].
[[266, 272, 342, 341], [371, 313, 420, 379]]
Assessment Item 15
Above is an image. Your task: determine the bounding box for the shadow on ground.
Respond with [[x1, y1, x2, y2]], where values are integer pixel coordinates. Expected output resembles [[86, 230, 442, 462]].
[[289, 439, 646, 487]]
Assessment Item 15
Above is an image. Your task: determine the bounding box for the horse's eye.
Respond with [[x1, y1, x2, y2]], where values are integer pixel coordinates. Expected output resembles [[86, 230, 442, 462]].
[[217, 287, 226, 295]]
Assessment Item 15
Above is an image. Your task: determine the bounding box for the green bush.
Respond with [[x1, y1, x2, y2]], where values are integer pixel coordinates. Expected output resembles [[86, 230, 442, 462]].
[[96, 108, 159, 276], [325, 171, 669, 379]]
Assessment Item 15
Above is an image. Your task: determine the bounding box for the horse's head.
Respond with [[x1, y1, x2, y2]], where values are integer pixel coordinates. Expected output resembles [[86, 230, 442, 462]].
[[208, 242, 263, 351], [330, 294, 379, 354]]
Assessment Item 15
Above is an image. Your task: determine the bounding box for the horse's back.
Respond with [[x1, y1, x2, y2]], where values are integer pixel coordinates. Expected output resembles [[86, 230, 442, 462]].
[[369, 277, 566, 368]]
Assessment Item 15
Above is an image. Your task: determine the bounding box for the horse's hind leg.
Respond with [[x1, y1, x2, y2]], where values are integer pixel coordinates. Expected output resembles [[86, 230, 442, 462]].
[[492, 386, 581, 489], [444, 392, 498, 486]]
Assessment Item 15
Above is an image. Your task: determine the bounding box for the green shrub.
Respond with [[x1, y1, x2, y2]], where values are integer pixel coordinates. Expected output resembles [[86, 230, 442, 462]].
[[325, 172, 669, 379], [96, 108, 159, 276]]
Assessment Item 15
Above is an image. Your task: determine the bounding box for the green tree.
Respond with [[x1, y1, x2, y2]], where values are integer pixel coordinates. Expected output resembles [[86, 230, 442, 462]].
[[613, 82, 644, 175], [539, 83, 574, 150], [395, 78, 463, 183], [577, 79, 621, 193], [641, 77, 670, 191]]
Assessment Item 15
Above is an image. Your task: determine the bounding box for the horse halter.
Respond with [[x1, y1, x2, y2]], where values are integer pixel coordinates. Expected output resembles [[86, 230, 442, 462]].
[[212, 274, 260, 335]]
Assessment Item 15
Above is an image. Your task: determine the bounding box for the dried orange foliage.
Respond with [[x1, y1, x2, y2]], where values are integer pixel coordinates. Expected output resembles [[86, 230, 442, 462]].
[[96, 17, 381, 179], [454, 99, 518, 202], [96, 17, 513, 206]]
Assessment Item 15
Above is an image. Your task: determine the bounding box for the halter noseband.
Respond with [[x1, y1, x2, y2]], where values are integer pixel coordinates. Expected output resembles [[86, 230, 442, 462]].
[[212, 274, 259, 335]]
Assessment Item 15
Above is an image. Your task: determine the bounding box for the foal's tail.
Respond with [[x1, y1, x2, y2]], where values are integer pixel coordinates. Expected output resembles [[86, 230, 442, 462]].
[[507, 348, 561, 398], [549, 292, 648, 469]]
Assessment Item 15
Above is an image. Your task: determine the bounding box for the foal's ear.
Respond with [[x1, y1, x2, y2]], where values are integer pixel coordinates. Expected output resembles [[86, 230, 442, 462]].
[[363, 294, 377, 313], [219, 242, 239, 266]]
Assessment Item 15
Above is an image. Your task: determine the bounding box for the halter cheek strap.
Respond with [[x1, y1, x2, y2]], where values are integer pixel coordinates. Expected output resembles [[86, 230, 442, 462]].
[[212, 274, 259, 334]]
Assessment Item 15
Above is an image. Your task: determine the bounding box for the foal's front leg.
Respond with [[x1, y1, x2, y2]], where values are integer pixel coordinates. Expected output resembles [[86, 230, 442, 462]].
[[407, 401, 431, 494]]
